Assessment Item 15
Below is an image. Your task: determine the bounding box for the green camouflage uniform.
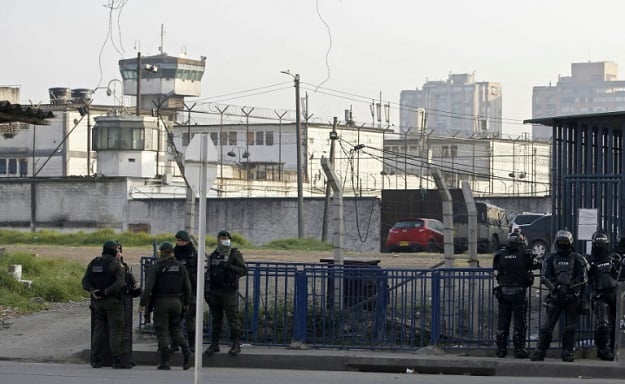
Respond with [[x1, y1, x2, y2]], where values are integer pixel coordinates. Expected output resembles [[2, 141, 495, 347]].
[[140, 250, 193, 369], [82, 252, 125, 367]]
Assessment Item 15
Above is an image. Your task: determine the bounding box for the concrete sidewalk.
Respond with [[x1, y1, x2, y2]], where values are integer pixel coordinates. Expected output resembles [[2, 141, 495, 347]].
[[72, 343, 625, 379]]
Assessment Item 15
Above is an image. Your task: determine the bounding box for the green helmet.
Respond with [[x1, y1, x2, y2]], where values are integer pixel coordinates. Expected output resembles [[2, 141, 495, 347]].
[[175, 230, 190, 241], [158, 241, 174, 252], [217, 230, 231, 239]]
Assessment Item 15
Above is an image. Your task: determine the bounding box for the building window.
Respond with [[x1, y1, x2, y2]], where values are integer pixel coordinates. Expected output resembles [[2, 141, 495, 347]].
[[182, 132, 190, 146], [256, 131, 264, 146], [19, 159, 27, 177], [228, 132, 237, 146], [0, 159, 6, 175], [8, 159, 17, 175], [247, 131, 254, 146], [266, 131, 274, 146], [210, 132, 218, 146]]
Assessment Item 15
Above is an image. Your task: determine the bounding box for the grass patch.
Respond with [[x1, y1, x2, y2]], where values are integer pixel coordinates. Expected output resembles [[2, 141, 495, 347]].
[[0, 252, 86, 313], [0, 229, 252, 249]]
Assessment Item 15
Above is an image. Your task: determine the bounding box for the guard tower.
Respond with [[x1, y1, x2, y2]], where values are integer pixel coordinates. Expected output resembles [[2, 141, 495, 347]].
[[118, 52, 206, 112], [525, 112, 625, 250]]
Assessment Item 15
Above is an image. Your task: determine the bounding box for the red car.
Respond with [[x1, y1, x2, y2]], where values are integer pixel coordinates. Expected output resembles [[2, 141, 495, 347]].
[[385, 218, 444, 252]]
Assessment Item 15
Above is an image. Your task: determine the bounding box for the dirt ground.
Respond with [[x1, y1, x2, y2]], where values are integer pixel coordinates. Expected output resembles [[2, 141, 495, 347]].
[[5, 244, 464, 269]]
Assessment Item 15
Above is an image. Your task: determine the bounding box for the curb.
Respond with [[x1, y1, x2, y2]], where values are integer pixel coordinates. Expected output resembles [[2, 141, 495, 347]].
[[73, 345, 625, 379]]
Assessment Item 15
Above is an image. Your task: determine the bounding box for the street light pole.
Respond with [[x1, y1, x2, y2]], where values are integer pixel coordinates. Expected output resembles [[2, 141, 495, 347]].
[[281, 70, 304, 238]]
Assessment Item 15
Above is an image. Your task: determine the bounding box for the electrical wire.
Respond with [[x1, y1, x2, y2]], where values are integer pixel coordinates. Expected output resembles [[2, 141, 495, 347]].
[[313, 0, 333, 93]]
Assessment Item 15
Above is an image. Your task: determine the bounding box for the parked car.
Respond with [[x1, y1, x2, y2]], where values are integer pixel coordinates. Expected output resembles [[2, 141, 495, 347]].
[[517, 214, 552, 258], [385, 218, 444, 253], [509, 212, 547, 233]]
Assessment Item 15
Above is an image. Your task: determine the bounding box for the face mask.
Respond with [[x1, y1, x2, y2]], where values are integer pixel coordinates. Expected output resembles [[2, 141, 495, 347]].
[[220, 239, 231, 247]]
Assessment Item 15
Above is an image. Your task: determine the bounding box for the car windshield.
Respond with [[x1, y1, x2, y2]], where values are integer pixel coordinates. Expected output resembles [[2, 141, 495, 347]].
[[394, 220, 423, 229]]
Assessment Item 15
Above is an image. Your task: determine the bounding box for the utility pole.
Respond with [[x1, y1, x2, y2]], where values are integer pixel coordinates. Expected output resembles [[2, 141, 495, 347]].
[[295, 74, 304, 238], [281, 70, 304, 238], [322, 117, 338, 242]]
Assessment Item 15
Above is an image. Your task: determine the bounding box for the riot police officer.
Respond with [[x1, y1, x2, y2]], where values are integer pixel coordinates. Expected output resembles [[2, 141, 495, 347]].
[[139, 241, 193, 370], [587, 230, 621, 360], [82, 240, 129, 369], [531, 230, 588, 362], [492, 229, 540, 358], [204, 230, 248, 356]]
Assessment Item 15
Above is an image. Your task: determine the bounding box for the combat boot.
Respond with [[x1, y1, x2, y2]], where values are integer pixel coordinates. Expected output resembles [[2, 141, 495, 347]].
[[561, 350, 575, 362], [157, 350, 171, 370], [561, 329, 575, 362], [495, 330, 507, 358], [204, 342, 220, 356], [228, 341, 241, 356], [182, 345, 193, 370], [595, 328, 613, 360], [530, 349, 545, 361], [112, 357, 133, 369], [512, 330, 528, 359], [597, 348, 614, 361]]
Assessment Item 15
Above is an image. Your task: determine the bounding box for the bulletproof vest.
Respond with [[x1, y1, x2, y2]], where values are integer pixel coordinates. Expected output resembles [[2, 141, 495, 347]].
[[496, 250, 527, 287], [208, 249, 239, 290], [174, 245, 197, 275], [553, 252, 574, 287], [592, 253, 618, 291], [88, 256, 116, 290], [154, 259, 186, 295]]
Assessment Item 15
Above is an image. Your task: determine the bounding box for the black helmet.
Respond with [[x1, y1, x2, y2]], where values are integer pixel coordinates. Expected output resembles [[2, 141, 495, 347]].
[[591, 231, 609, 248], [507, 229, 527, 248], [554, 229, 573, 251], [217, 230, 231, 239]]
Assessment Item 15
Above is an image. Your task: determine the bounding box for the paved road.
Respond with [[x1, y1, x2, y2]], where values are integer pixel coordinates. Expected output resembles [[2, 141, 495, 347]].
[[2, 361, 624, 384]]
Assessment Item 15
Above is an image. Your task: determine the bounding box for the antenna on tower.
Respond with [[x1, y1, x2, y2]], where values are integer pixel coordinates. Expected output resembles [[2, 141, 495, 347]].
[[159, 24, 165, 55]]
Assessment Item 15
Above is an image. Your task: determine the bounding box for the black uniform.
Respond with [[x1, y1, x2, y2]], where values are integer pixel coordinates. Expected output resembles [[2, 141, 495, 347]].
[[173, 241, 198, 349], [82, 248, 126, 368], [588, 241, 621, 360], [531, 236, 587, 362], [492, 242, 540, 358]]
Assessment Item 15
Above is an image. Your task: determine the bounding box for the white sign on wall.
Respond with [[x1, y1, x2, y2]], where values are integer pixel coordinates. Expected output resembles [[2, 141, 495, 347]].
[[577, 208, 598, 241], [184, 133, 218, 194]]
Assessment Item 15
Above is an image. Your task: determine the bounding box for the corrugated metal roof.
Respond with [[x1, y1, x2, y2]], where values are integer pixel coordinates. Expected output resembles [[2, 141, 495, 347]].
[[0, 100, 55, 125]]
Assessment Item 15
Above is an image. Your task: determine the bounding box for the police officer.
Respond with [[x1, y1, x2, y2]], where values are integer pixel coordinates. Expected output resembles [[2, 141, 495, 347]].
[[531, 230, 588, 362], [587, 230, 621, 360], [204, 230, 248, 356], [116, 243, 141, 367], [492, 229, 540, 358], [173, 230, 198, 351], [139, 241, 193, 370], [82, 240, 129, 369]]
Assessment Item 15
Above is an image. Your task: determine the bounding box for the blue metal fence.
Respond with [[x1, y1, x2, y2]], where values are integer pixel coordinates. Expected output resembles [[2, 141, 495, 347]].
[[139, 257, 595, 351]]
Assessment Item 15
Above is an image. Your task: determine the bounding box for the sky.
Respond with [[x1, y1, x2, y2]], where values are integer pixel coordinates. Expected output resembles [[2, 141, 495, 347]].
[[3, 0, 625, 137]]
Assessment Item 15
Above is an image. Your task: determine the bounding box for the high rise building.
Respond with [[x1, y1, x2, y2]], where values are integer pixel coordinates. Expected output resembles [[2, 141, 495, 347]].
[[399, 72, 502, 139], [531, 61, 625, 141]]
